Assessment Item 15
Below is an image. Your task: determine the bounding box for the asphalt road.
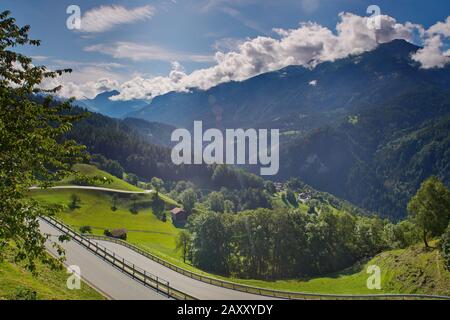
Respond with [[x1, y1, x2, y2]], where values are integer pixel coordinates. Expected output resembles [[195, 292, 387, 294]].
[[94, 240, 275, 300], [39, 219, 169, 300], [38, 185, 276, 300], [40, 219, 275, 300]]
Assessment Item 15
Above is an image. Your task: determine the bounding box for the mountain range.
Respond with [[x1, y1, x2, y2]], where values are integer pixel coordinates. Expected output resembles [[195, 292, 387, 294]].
[[126, 40, 450, 131], [76, 90, 149, 119], [73, 39, 450, 218]]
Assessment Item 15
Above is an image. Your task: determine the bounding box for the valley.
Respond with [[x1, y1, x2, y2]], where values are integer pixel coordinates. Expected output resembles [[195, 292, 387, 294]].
[[28, 164, 450, 297], [25, 40, 450, 299], [75, 40, 450, 219], [2, 5, 450, 303]]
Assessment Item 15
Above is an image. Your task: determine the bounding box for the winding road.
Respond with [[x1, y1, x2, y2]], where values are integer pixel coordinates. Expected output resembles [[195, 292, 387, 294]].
[[37, 186, 450, 301], [40, 219, 274, 300], [93, 239, 274, 300], [37, 186, 274, 300], [40, 219, 168, 300]]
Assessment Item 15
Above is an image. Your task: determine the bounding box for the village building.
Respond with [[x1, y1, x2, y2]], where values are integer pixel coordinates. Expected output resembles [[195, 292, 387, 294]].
[[171, 207, 189, 223], [298, 192, 312, 203]]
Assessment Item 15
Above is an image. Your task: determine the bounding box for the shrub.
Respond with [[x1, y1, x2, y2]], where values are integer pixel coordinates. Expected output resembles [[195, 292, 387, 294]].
[[10, 288, 37, 300], [441, 226, 450, 270], [130, 194, 139, 214], [79, 226, 92, 234], [286, 190, 297, 206], [151, 192, 165, 218], [69, 194, 81, 210]]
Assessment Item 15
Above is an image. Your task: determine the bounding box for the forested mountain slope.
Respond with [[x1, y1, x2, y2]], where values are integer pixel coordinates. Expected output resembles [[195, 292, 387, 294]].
[[123, 39, 450, 218]]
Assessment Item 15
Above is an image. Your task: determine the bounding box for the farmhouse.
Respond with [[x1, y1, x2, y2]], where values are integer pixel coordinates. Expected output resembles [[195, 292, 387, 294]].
[[298, 192, 312, 203], [171, 207, 189, 223]]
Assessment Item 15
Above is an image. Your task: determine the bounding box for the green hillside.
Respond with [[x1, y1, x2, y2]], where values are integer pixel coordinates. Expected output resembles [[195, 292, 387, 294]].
[[0, 246, 104, 300], [228, 241, 450, 296], [31, 186, 450, 297], [58, 164, 143, 192], [31, 189, 182, 262]]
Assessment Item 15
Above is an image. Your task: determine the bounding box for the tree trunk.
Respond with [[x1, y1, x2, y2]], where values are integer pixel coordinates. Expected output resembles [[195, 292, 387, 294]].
[[423, 230, 429, 248]]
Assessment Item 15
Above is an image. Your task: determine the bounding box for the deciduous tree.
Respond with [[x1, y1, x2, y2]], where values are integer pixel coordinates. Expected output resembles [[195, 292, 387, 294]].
[[0, 11, 88, 271], [175, 230, 192, 263], [408, 176, 450, 247], [179, 188, 197, 214]]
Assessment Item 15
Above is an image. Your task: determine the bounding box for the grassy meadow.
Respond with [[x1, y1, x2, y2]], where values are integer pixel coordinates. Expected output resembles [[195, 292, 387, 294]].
[[57, 164, 144, 192], [0, 246, 104, 300], [28, 165, 450, 296], [30, 186, 450, 296]]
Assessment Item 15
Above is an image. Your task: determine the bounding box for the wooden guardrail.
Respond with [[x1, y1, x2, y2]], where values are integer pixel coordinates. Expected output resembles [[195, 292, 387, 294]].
[[41, 216, 197, 300], [86, 234, 450, 300]]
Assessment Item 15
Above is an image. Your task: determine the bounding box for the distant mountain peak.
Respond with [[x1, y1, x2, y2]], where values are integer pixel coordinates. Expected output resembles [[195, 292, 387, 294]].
[[95, 90, 120, 100], [375, 39, 420, 54], [76, 89, 148, 119], [382, 38, 418, 47]]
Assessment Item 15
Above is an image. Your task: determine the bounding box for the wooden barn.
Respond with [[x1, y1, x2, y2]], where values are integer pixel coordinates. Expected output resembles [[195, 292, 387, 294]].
[[170, 207, 189, 223]]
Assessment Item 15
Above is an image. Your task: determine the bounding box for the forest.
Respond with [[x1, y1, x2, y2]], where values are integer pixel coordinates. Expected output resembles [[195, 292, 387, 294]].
[[179, 176, 450, 279]]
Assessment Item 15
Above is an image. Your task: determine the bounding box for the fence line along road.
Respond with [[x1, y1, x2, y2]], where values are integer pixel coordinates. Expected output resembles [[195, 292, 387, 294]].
[[41, 216, 196, 300], [86, 234, 450, 300]]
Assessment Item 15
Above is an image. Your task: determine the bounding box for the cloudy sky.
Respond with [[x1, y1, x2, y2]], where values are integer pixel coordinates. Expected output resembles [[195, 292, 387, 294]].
[[4, 0, 450, 100]]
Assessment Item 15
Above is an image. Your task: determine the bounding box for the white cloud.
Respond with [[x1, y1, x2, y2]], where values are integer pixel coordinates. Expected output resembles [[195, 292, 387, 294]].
[[40, 63, 124, 99], [109, 62, 189, 100], [42, 76, 120, 100], [85, 42, 214, 63], [427, 16, 450, 37], [212, 37, 247, 52], [109, 12, 420, 100], [56, 12, 449, 101], [79, 5, 155, 33], [412, 16, 450, 69], [412, 35, 450, 69], [50, 59, 126, 70]]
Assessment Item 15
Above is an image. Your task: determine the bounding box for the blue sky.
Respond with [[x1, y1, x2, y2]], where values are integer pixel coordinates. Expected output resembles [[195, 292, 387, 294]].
[[2, 0, 450, 100]]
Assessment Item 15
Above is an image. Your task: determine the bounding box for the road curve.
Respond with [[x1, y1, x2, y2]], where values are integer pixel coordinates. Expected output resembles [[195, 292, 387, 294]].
[[41, 218, 275, 300], [39, 219, 169, 300], [31, 185, 153, 194], [93, 240, 276, 300], [38, 186, 276, 300]]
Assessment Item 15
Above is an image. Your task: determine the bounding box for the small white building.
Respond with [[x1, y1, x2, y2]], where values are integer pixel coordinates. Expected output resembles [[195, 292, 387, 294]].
[[298, 192, 311, 203]]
